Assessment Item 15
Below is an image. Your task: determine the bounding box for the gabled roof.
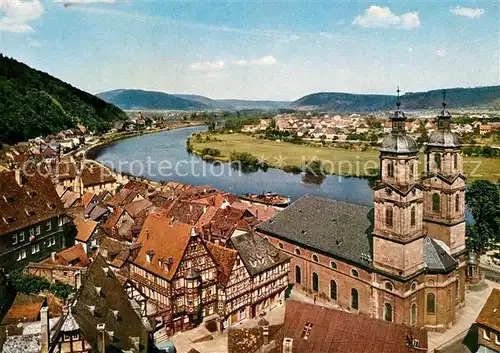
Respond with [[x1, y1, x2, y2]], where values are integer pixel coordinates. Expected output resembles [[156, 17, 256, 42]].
[[230, 231, 290, 276], [208, 206, 257, 239], [476, 288, 500, 331], [133, 214, 193, 281], [80, 166, 116, 187], [74, 217, 98, 243], [0, 170, 65, 236], [81, 192, 97, 208], [206, 242, 238, 286], [43, 244, 90, 267], [256, 195, 373, 267], [1, 294, 46, 325], [424, 237, 458, 273], [283, 301, 428, 353], [159, 200, 205, 226], [373, 182, 423, 197], [124, 199, 153, 219], [85, 203, 109, 221], [68, 255, 151, 352], [105, 188, 138, 208], [60, 190, 80, 208], [103, 207, 126, 230]]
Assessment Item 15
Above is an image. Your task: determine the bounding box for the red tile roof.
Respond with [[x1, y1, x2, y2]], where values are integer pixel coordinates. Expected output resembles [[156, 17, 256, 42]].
[[81, 192, 96, 208], [159, 200, 205, 226], [2, 294, 46, 325], [124, 199, 153, 219], [105, 188, 139, 208], [0, 170, 65, 236], [133, 214, 193, 281], [206, 242, 237, 286], [74, 217, 98, 242], [476, 288, 500, 331], [207, 206, 257, 239], [43, 243, 90, 267], [80, 165, 116, 187], [283, 301, 427, 353]]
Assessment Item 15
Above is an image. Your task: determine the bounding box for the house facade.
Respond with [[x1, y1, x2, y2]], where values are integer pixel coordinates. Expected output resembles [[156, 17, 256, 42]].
[[0, 170, 74, 272], [476, 288, 500, 353]]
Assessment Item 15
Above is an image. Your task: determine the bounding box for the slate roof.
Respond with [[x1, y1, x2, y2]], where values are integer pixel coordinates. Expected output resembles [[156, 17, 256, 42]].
[[476, 288, 500, 331], [0, 170, 65, 236], [256, 195, 373, 267], [69, 255, 151, 352], [423, 238, 458, 273], [428, 131, 461, 148], [380, 133, 419, 154], [283, 300, 428, 353], [230, 231, 290, 276], [1, 333, 41, 353]]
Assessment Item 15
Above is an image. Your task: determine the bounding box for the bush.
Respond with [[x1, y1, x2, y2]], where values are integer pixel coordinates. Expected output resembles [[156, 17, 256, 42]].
[[200, 147, 221, 157], [282, 164, 302, 174], [10, 272, 75, 300]]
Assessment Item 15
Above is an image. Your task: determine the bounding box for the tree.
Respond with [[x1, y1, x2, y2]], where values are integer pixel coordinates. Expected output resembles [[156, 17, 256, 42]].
[[466, 180, 500, 253]]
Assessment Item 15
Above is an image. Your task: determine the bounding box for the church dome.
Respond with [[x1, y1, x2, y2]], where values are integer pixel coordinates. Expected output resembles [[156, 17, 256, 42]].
[[428, 130, 461, 148], [380, 134, 419, 154]]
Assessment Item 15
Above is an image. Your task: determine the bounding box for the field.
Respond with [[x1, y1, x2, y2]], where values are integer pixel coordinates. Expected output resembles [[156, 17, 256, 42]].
[[191, 133, 500, 181]]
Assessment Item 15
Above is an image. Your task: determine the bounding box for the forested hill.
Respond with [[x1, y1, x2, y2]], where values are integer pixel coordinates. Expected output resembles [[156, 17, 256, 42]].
[[293, 86, 500, 111], [0, 55, 127, 144]]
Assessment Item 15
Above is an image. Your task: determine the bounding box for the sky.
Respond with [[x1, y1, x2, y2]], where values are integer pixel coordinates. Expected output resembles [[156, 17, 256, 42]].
[[0, 0, 499, 100]]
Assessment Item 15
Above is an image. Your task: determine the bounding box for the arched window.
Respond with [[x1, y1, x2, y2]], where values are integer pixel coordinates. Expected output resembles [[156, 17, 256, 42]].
[[312, 272, 319, 292], [453, 154, 458, 170], [427, 293, 435, 313], [387, 160, 394, 177], [295, 265, 301, 284], [351, 269, 359, 277], [411, 303, 417, 326], [278, 242, 284, 249], [330, 280, 337, 300], [330, 261, 337, 269], [294, 248, 301, 256], [351, 288, 359, 310], [312, 254, 319, 263], [434, 153, 441, 170], [383, 303, 393, 322], [386, 207, 393, 227], [409, 161, 414, 180], [410, 207, 416, 226], [455, 194, 460, 213], [432, 193, 440, 212], [384, 282, 393, 292], [411, 281, 418, 291], [456, 279, 460, 300]]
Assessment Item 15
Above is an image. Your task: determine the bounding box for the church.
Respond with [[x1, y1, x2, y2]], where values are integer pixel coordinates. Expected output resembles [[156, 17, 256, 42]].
[[256, 90, 467, 331]]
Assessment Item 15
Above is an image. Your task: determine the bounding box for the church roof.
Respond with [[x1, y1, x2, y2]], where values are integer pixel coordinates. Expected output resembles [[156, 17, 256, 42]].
[[256, 195, 373, 267], [427, 130, 461, 148], [380, 133, 419, 154], [423, 237, 458, 273]]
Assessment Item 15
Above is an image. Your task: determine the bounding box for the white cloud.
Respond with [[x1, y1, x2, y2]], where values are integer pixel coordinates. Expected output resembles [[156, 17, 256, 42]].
[[234, 56, 277, 67], [251, 55, 276, 65], [353, 5, 420, 30], [189, 60, 224, 71], [288, 34, 300, 41], [408, 47, 413, 52], [28, 38, 42, 47], [435, 48, 447, 57], [0, 0, 44, 33], [450, 6, 484, 19]]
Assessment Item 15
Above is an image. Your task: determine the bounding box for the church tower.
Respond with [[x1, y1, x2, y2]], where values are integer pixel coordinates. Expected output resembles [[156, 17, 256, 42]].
[[422, 91, 466, 256], [373, 88, 426, 278]]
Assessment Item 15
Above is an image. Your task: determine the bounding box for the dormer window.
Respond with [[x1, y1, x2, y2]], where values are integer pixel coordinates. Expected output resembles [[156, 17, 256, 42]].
[[25, 209, 36, 216], [3, 216, 15, 224], [3, 195, 15, 203], [27, 190, 37, 197]]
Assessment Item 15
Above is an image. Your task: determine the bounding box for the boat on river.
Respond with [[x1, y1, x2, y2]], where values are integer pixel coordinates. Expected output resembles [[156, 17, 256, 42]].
[[239, 192, 291, 207]]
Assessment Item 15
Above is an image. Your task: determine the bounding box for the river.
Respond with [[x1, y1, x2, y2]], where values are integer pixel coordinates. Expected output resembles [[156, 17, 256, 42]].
[[93, 126, 376, 206]]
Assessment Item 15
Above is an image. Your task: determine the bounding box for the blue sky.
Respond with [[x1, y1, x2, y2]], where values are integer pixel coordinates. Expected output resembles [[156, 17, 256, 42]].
[[1, 0, 499, 100]]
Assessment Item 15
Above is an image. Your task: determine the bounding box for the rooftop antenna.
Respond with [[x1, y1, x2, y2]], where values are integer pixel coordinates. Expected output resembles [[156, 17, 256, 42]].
[[396, 86, 401, 109]]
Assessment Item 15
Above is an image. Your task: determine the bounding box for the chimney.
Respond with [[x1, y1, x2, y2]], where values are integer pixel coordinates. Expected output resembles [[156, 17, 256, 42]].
[[51, 252, 56, 262], [14, 169, 23, 187], [283, 338, 293, 353], [203, 205, 207, 214], [97, 324, 106, 353], [101, 249, 108, 259], [146, 249, 155, 263], [40, 306, 49, 353], [75, 270, 82, 289]]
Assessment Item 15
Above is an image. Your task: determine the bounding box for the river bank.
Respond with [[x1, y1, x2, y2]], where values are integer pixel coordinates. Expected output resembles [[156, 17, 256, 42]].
[[189, 132, 500, 182]]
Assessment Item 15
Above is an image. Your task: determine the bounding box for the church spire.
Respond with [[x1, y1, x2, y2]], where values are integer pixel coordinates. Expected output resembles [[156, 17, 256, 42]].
[[437, 89, 452, 131], [392, 86, 406, 133]]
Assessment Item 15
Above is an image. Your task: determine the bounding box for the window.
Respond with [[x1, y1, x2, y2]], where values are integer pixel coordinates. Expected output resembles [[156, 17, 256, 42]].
[[35, 226, 40, 235], [330, 261, 337, 269], [385, 207, 393, 228], [19, 231, 24, 242], [294, 248, 301, 256], [453, 154, 458, 170], [351, 288, 359, 310], [384, 282, 393, 292], [312, 254, 319, 263], [312, 272, 319, 292], [351, 269, 359, 277], [432, 194, 440, 212], [72, 333, 79, 340], [330, 280, 337, 300], [387, 160, 394, 177], [455, 194, 460, 213], [278, 243, 284, 249], [427, 293, 435, 313], [411, 282, 418, 291], [295, 266, 301, 284], [17, 250, 27, 261], [47, 237, 56, 247], [12, 234, 18, 245], [434, 153, 441, 170], [409, 161, 414, 180], [383, 303, 393, 322], [29, 228, 34, 236], [411, 303, 417, 326], [456, 279, 460, 300], [46, 221, 52, 231], [411, 207, 416, 226], [31, 244, 40, 254], [483, 329, 490, 341]]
